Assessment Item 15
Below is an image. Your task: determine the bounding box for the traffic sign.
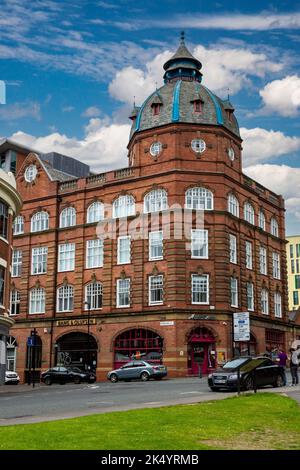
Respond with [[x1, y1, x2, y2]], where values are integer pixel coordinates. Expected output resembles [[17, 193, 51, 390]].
[[27, 336, 36, 347]]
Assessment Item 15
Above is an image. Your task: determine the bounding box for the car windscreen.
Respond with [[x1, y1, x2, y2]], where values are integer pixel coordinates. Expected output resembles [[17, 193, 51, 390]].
[[223, 358, 250, 369]]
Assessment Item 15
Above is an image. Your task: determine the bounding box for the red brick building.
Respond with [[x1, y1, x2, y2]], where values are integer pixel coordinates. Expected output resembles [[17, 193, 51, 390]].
[[1, 37, 294, 382]]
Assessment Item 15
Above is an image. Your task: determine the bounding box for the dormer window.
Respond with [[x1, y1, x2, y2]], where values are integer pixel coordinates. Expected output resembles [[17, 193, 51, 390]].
[[152, 103, 161, 116], [193, 100, 202, 113], [227, 110, 233, 122]]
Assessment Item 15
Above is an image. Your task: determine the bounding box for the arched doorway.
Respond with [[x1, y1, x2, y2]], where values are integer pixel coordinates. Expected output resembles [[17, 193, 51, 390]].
[[233, 333, 257, 357], [55, 332, 98, 371], [7, 336, 18, 371], [187, 327, 216, 375], [114, 329, 164, 369]]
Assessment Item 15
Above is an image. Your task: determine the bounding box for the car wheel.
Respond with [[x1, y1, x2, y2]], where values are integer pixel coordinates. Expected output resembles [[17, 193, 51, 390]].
[[244, 376, 253, 391], [44, 377, 52, 386], [140, 372, 150, 382], [110, 373, 118, 383], [274, 375, 284, 388], [74, 377, 81, 384]]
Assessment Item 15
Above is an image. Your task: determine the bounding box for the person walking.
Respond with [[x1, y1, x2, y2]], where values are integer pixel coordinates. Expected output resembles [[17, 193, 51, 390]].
[[289, 347, 299, 386], [278, 348, 288, 386]]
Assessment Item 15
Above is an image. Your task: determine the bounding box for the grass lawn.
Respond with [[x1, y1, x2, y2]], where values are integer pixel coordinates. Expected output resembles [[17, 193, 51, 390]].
[[1, 393, 300, 450]]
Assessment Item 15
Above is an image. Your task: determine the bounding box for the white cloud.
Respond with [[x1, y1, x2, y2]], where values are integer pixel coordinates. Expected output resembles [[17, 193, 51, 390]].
[[10, 118, 131, 172], [81, 106, 101, 118], [0, 101, 40, 121], [259, 75, 300, 117], [240, 127, 300, 165], [109, 45, 283, 104]]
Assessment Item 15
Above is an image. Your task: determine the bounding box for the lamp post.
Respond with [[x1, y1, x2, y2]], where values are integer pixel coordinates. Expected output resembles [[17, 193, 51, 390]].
[[84, 301, 91, 371]]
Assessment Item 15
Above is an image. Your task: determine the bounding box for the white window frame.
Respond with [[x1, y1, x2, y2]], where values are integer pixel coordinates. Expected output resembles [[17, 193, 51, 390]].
[[58, 243, 75, 272], [12, 249, 22, 277], [117, 236, 131, 265], [258, 210, 266, 231], [272, 252, 281, 280], [59, 207, 76, 228], [270, 218, 279, 237], [31, 247, 48, 275], [10, 289, 20, 316], [149, 275, 164, 305], [260, 246, 267, 275], [86, 239, 103, 269], [116, 278, 131, 308], [261, 288, 269, 315], [274, 292, 282, 318], [231, 277, 238, 307], [244, 202, 255, 225], [144, 189, 168, 214], [57, 285, 74, 312], [85, 282, 103, 310], [185, 187, 213, 211], [247, 282, 254, 311], [13, 215, 24, 235], [228, 193, 239, 217], [191, 274, 209, 305], [149, 231, 163, 261], [229, 234, 237, 264], [87, 201, 104, 224], [31, 211, 49, 233], [29, 288, 45, 314], [191, 229, 208, 259], [246, 241, 253, 270], [113, 195, 135, 218]]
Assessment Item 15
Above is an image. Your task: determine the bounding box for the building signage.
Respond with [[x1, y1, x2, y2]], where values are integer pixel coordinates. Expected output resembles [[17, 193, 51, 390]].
[[56, 319, 96, 327], [189, 314, 216, 320], [233, 312, 250, 341], [160, 321, 174, 326]]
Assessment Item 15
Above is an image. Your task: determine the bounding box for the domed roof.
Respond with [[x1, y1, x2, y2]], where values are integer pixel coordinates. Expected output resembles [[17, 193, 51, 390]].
[[129, 34, 240, 140]]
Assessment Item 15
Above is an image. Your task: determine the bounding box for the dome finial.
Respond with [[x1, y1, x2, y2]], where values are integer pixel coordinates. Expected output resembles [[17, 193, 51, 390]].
[[133, 95, 136, 107], [180, 31, 185, 44]]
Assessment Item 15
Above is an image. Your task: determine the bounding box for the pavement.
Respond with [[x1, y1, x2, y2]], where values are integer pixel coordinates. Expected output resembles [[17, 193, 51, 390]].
[[0, 376, 300, 426]]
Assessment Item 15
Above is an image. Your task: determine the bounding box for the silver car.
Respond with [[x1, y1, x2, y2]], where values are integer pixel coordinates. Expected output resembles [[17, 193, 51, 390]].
[[5, 371, 20, 384], [107, 361, 167, 383]]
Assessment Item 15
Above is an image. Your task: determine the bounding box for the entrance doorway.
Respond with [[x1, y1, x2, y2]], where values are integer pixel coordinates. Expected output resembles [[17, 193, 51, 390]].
[[55, 332, 98, 372], [187, 327, 216, 375]]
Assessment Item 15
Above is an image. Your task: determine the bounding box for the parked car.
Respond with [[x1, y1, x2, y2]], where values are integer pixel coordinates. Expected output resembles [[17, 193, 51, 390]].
[[41, 366, 96, 385], [107, 361, 167, 382], [5, 370, 20, 385], [208, 356, 285, 391]]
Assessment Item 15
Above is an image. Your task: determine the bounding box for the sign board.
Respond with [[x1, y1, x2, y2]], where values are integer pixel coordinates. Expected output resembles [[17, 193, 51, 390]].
[[233, 312, 250, 342], [56, 319, 96, 327], [27, 336, 36, 347], [160, 321, 174, 326]]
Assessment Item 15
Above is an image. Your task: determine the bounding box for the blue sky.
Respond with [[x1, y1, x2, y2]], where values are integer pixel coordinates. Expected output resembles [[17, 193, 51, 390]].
[[0, 0, 299, 234]]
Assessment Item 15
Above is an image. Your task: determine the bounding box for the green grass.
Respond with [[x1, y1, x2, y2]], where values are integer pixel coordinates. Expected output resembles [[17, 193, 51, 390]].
[[1, 393, 300, 450]]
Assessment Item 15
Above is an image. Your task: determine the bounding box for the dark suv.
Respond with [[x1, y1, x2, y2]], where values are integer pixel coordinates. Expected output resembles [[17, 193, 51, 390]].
[[41, 366, 96, 385]]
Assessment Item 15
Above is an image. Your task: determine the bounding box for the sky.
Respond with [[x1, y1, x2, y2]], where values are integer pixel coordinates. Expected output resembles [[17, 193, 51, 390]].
[[0, 0, 299, 235]]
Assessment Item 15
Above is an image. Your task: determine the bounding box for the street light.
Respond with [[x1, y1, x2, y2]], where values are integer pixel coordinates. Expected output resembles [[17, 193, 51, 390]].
[[84, 301, 91, 371]]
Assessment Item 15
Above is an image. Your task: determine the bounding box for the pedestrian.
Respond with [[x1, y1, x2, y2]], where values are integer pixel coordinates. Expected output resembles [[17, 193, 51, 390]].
[[277, 348, 288, 386], [289, 348, 299, 386]]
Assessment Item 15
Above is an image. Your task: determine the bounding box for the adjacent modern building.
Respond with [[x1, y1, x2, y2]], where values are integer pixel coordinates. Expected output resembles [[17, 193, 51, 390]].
[[0, 169, 22, 384], [2, 37, 297, 382], [286, 235, 300, 311]]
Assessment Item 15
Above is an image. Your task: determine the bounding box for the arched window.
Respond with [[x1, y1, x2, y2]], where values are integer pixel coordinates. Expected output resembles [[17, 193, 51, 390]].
[[13, 215, 24, 235], [185, 187, 213, 210], [31, 211, 49, 232], [114, 328, 164, 368], [60, 207, 76, 228], [270, 217, 279, 237], [113, 195, 135, 218], [244, 202, 255, 225], [57, 285, 74, 312], [144, 189, 168, 213], [10, 289, 20, 315], [87, 201, 104, 224], [7, 336, 18, 371], [85, 282, 103, 310], [258, 210, 266, 230], [228, 193, 239, 217], [29, 288, 45, 314]]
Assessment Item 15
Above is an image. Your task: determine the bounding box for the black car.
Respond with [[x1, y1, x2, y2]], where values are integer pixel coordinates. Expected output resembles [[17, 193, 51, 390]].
[[41, 366, 96, 385], [208, 356, 285, 391]]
